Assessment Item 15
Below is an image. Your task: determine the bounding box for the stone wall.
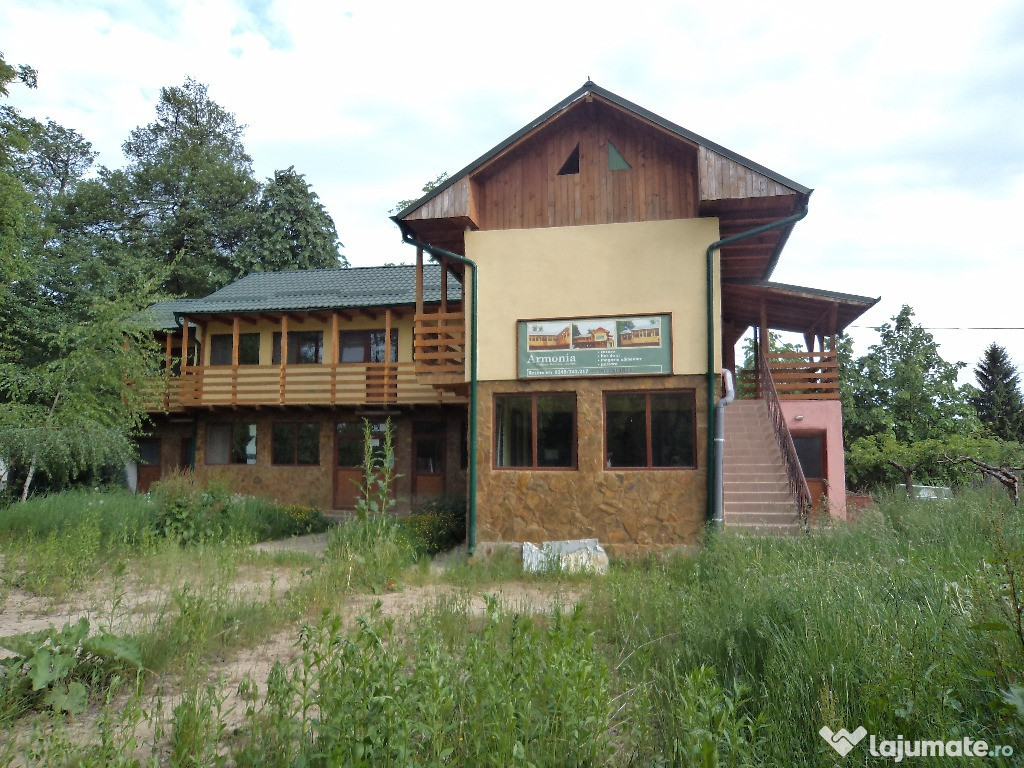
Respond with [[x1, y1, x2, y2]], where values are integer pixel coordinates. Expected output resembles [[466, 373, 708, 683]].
[[475, 375, 709, 556], [148, 406, 466, 513]]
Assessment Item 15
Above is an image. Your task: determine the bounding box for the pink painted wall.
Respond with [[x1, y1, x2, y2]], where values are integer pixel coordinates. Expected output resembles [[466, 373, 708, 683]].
[[780, 400, 848, 520]]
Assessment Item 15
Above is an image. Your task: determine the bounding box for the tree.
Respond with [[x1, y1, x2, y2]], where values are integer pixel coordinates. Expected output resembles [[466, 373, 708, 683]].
[[391, 172, 449, 215], [67, 78, 259, 297], [236, 166, 347, 273], [842, 305, 977, 446], [972, 343, 1024, 443], [0, 51, 38, 287]]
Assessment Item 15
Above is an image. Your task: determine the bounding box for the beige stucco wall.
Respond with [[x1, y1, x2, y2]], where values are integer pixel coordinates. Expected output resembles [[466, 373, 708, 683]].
[[465, 218, 721, 382], [199, 312, 417, 366]]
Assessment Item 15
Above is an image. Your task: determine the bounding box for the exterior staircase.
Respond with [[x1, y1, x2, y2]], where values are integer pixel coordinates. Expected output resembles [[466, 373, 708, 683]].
[[722, 400, 804, 534]]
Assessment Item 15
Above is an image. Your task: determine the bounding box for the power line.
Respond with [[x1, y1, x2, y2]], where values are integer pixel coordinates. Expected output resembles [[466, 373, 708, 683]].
[[849, 325, 1024, 331]]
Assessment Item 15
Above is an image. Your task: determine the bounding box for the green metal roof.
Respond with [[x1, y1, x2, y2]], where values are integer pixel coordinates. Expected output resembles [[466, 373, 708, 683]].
[[141, 265, 461, 327], [136, 298, 208, 331], [395, 80, 812, 220]]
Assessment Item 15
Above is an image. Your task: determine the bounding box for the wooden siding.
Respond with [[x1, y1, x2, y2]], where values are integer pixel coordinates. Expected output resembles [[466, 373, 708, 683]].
[[404, 177, 472, 221], [698, 146, 795, 201], [475, 104, 699, 231]]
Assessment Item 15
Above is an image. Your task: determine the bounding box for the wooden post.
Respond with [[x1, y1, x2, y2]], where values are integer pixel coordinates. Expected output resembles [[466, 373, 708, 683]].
[[232, 316, 240, 405], [181, 317, 191, 403], [440, 257, 448, 313], [330, 311, 339, 403], [415, 245, 424, 317], [384, 308, 393, 402], [164, 332, 173, 409], [279, 315, 288, 404]]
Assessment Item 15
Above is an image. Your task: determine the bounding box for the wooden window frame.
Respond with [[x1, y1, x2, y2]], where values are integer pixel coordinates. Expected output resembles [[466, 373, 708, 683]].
[[206, 422, 258, 466], [603, 389, 697, 470], [492, 392, 577, 470], [271, 421, 321, 466], [272, 331, 324, 365], [210, 332, 260, 366], [338, 329, 399, 364]]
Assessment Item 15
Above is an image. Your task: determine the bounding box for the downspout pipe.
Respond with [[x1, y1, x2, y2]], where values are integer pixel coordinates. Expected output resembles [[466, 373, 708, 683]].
[[712, 368, 735, 529], [391, 220, 479, 556], [705, 207, 808, 525]]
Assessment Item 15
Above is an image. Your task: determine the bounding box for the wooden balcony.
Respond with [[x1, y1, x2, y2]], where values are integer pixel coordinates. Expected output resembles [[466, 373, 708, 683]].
[[144, 362, 465, 410], [413, 311, 466, 389], [737, 350, 839, 400]]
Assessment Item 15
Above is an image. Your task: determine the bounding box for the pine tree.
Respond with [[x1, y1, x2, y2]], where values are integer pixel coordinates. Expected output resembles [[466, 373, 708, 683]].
[[973, 342, 1024, 442]]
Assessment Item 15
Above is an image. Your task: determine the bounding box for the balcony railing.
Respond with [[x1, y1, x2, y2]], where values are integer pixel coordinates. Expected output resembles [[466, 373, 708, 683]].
[[151, 362, 466, 408], [737, 350, 839, 400], [758, 348, 812, 524], [414, 311, 466, 384]]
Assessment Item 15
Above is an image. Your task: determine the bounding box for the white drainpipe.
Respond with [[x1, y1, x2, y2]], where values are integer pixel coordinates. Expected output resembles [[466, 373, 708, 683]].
[[712, 369, 736, 529]]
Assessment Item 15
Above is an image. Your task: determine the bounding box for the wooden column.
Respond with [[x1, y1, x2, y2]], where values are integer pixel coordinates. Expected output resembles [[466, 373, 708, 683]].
[[384, 308, 393, 402], [279, 315, 288, 404], [415, 245, 424, 317], [231, 316, 240, 406], [330, 311, 339, 403], [440, 257, 448, 313], [164, 332, 173, 409], [181, 317, 191, 403]]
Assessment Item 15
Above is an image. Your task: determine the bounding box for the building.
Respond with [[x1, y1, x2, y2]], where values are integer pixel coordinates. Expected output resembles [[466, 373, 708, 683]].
[[143, 82, 878, 554], [139, 264, 467, 512], [390, 82, 878, 554]]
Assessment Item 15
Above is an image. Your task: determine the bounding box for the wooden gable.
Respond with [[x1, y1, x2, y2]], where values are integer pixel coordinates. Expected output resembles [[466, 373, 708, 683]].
[[397, 83, 811, 277], [472, 98, 700, 230]]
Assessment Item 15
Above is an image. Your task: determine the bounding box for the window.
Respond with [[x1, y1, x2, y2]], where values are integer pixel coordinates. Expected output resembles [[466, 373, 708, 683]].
[[608, 141, 631, 171], [605, 391, 695, 468], [210, 333, 260, 365], [272, 331, 323, 364], [494, 393, 576, 468], [137, 439, 160, 466], [272, 422, 320, 465], [336, 420, 394, 467], [557, 144, 580, 176], [339, 330, 398, 363], [792, 435, 824, 479], [206, 422, 258, 465]]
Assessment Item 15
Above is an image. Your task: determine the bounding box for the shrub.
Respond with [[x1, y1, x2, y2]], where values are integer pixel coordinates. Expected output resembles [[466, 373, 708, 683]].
[[398, 498, 466, 556]]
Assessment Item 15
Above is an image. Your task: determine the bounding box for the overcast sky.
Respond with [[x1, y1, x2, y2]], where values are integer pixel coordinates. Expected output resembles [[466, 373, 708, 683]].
[[3, 0, 1023, 382]]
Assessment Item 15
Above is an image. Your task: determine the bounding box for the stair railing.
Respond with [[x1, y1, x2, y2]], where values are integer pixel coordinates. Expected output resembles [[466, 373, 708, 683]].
[[758, 347, 812, 524]]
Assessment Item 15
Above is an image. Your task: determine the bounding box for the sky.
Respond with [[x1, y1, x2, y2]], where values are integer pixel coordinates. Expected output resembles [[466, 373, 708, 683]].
[[3, 0, 1023, 382]]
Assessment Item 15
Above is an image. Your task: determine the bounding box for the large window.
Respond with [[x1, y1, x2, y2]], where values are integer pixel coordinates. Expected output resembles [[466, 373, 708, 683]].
[[605, 391, 695, 469], [339, 330, 398, 363], [494, 393, 576, 469], [210, 333, 260, 365], [206, 422, 257, 465], [272, 331, 323, 364], [272, 422, 320, 465]]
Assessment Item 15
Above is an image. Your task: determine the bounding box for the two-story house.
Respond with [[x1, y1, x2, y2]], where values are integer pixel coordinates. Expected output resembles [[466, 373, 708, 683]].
[[140, 264, 467, 511], [144, 82, 878, 555]]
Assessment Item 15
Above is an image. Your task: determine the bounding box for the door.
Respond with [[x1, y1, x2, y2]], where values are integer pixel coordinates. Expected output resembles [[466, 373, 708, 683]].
[[413, 421, 446, 502], [334, 420, 393, 510], [792, 433, 826, 514], [137, 439, 162, 493]]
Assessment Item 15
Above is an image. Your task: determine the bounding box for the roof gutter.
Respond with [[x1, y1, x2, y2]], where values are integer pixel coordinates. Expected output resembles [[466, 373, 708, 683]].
[[391, 218, 479, 557], [705, 206, 808, 526]]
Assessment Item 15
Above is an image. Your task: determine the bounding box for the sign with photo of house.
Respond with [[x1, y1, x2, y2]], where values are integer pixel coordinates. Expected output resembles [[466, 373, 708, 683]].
[[518, 314, 671, 378]]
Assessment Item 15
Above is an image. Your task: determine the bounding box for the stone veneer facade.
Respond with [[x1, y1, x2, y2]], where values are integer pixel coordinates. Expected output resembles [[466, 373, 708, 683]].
[[148, 407, 466, 512], [475, 375, 709, 556]]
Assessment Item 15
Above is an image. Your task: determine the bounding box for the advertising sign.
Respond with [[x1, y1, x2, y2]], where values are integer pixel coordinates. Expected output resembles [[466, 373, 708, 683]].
[[517, 314, 672, 378]]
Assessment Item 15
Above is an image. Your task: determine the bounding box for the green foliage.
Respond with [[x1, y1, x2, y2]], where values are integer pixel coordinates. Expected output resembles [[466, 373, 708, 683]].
[[843, 305, 977, 446], [973, 342, 1024, 443], [847, 432, 1024, 491], [0, 617, 141, 723], [398, 497, 466, 556], [325, 515, 418, 593], [391, 171, 449, 215], [236, 601, 611, 767], [237, 166, 347, 272]]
